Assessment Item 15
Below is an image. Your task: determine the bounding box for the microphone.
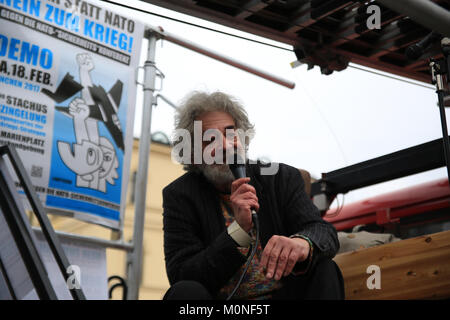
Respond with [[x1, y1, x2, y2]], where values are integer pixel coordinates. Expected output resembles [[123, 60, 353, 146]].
[[228, 153, 246, 180], [228, 153, 258, 221], [406, 31, 442, 60]]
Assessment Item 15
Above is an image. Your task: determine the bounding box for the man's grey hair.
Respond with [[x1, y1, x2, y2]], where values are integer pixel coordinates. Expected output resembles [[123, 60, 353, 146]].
[[173, 91, 254, 171]]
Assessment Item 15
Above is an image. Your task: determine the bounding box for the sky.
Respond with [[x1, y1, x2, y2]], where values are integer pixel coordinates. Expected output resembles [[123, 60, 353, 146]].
[[106, 0, 449, 206]]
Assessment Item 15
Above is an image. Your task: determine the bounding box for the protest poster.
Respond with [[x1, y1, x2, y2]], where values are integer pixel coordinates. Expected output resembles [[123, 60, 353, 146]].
[[0, 0, 144, 229]]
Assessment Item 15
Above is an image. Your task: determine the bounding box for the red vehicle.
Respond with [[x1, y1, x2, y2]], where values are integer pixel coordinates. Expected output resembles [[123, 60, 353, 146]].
[[324, 177, 450, 238]]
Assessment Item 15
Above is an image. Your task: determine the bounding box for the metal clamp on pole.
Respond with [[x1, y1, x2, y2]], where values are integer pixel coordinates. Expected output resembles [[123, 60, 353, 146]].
[[152, 62, 165, 92], [430, 59, 447, 92], [138, 60, 164, 92]]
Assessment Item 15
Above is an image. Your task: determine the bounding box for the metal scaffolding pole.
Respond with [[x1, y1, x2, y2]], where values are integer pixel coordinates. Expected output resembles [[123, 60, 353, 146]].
[[377, 0, 450, 38], [146, 26, 296, 89], [126, 31, 158, 300]]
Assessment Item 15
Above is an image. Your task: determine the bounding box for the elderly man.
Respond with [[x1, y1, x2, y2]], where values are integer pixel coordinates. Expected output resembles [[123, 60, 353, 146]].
[[162, 91, 344, 300]]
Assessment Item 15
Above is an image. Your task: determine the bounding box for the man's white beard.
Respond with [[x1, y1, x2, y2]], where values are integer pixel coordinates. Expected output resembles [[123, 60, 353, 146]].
[[199, 164, 235, 189]]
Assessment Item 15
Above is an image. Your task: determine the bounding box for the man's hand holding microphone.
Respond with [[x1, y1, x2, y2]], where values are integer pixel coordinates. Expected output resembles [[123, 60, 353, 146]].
[[229, 177, 311, 281]]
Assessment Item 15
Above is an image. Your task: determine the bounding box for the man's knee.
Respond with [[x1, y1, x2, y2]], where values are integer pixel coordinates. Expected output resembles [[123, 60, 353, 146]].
[[308, 258, 345, 300], [163, 280, 213, 300]]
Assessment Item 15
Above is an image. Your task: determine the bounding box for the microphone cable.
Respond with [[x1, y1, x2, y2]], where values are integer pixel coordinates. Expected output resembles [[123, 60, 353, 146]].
[[226, 211, 259, 300]]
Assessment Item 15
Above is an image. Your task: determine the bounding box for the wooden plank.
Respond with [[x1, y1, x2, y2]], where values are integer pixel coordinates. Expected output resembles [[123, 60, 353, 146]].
[[333, 230, 450, 300]]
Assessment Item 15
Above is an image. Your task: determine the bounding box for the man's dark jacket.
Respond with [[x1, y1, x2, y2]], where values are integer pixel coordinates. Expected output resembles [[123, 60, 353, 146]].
[[162, 162, 339, 296]]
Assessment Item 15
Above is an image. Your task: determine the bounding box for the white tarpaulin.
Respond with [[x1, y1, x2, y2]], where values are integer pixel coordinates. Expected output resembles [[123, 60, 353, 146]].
[[0, 0, 144, 229]]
